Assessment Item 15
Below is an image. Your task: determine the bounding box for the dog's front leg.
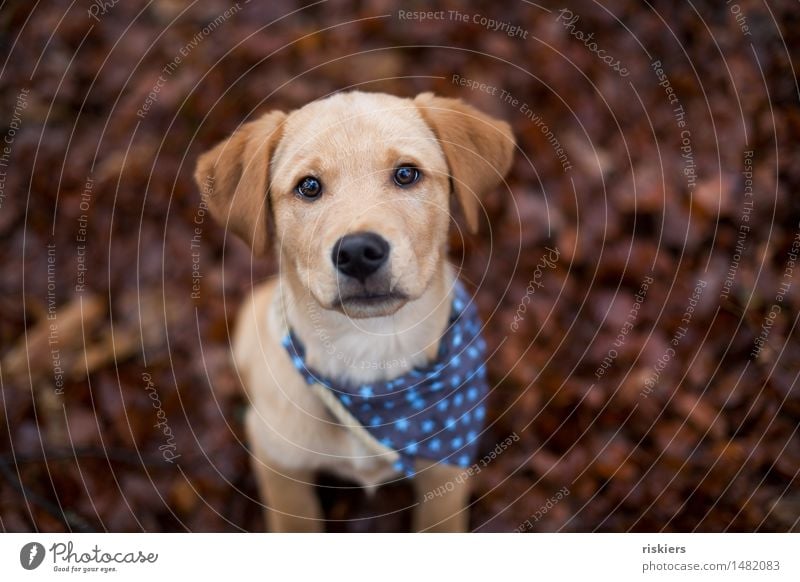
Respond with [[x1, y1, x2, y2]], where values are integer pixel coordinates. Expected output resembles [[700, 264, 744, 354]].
[[246, 409, 323, 532], [251, 460, 323, 532], [411, 460, 471, 532]]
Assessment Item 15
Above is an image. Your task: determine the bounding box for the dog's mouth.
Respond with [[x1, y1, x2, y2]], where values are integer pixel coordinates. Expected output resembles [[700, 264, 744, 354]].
[[334, 291, 408, 310]]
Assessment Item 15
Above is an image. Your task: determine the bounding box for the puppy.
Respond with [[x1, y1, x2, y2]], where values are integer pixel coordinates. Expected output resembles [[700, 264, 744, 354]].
[[194, 91, 514, 532]]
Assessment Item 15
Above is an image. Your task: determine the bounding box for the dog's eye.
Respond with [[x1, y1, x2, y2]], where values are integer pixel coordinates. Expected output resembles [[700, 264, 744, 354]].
[[393, 165, 420, 187], [295, 176, 322, 200]]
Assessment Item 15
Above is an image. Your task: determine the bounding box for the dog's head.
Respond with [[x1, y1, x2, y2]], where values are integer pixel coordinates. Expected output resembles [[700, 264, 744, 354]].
[[195, 91, 514, 318]]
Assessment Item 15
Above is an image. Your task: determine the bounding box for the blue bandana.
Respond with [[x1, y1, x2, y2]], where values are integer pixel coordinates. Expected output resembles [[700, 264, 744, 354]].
[[282, 282, 489, 477]]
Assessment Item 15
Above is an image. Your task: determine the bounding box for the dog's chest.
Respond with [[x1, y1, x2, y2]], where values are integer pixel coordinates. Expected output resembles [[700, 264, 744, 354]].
[[305, 326, 436, 385], [282, 282, 489, 477]]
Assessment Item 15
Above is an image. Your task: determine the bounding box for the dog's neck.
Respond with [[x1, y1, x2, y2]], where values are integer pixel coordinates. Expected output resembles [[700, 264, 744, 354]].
[[279, 265, 455, 385]]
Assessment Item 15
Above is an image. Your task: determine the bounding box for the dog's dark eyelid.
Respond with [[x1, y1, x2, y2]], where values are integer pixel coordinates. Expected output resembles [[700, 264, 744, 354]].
[[295, 176, 323, 200], [393, 165, 421, 187]]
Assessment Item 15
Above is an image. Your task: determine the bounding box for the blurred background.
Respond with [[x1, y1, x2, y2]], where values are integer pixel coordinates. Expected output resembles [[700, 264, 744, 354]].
[[0, 0, 798, 532]]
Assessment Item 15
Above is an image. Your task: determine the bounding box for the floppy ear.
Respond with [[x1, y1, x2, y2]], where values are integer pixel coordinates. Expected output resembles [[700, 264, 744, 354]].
[[414, 93, 515, 233], [194, 111, 287, 256]]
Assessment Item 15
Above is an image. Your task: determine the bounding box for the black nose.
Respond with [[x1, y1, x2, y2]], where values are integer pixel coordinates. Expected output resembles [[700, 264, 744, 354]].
[[332, 232, 390, 282]]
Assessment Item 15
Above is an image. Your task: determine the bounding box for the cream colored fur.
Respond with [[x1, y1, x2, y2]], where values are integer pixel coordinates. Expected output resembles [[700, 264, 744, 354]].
[[195, 91, 515, 532]]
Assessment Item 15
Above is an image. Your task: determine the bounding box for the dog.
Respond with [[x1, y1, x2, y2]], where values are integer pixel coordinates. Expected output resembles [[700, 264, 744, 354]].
[[194, 91, 514, 532]]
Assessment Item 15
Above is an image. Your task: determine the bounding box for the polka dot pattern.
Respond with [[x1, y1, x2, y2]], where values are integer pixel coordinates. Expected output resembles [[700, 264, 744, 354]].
[[282, 282, 489, 477]]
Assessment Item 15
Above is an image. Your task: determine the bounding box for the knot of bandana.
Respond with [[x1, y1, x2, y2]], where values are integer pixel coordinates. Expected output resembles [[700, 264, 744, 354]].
[[282, 282, 489, 477]]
